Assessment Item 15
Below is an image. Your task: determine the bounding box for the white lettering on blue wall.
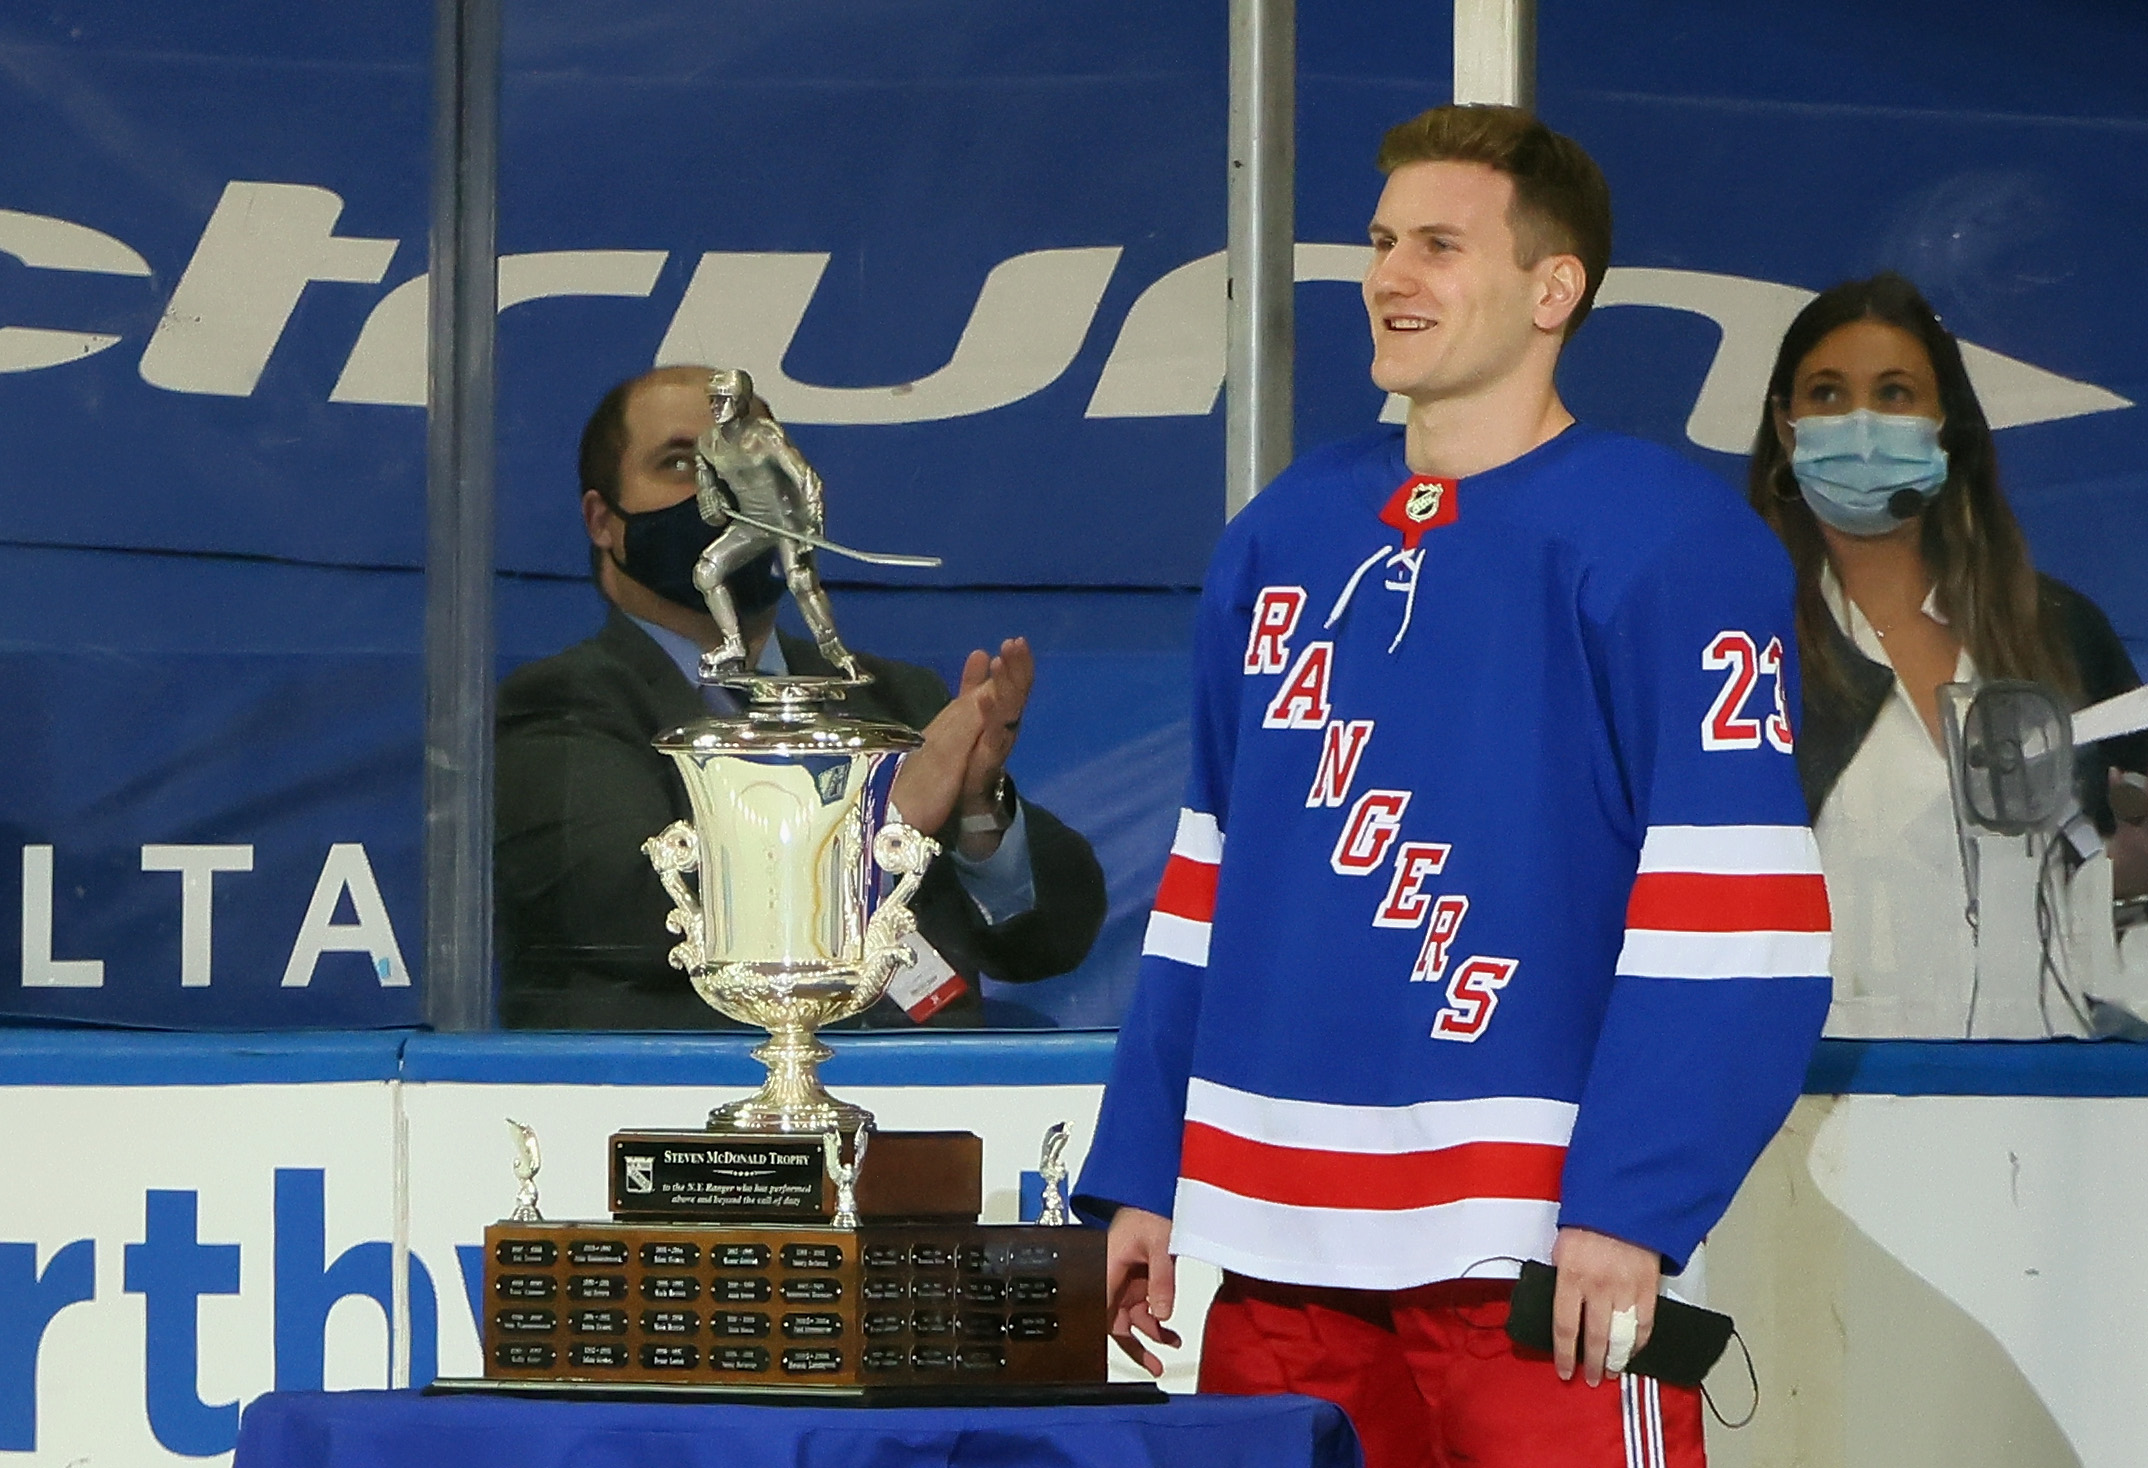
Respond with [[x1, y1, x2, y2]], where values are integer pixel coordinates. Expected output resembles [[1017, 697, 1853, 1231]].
[[0, 190, 2128, 442]]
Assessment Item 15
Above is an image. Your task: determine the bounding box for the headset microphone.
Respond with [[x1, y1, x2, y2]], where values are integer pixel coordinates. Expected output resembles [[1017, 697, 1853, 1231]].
[[1888, 488, 1926, 520]]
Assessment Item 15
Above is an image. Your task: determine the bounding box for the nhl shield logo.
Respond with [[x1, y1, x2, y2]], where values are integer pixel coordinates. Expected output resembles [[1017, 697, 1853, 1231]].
[[1378, 474, 1460, 548]]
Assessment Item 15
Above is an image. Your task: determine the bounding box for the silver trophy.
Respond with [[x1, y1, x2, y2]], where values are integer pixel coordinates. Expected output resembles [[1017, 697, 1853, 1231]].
[[822, 1123, 871, 1229], [643, 685, 940, 1135], [642, 371, 953, 1136], [506, 1118, 543, 1223], [1037, 1122, 1070, 1226]]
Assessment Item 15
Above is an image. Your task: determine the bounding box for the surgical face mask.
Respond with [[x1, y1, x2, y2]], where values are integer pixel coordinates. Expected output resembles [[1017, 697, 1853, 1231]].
[[1788, 409, 1949, 537], [614, 495, 784, 618]]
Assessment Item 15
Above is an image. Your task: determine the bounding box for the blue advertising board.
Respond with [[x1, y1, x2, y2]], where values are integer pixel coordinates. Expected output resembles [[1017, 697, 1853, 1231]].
[[0, 0, 2139, 1027]]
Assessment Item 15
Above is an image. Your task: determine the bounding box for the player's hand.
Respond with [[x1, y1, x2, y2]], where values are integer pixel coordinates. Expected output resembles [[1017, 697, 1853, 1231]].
[[1105, 1206, 1180, 1377], [1551, 1226, 1660, 1386]]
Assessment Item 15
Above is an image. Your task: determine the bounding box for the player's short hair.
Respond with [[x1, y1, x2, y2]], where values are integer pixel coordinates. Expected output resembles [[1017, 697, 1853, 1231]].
[[1376, 104, 1612, 338]]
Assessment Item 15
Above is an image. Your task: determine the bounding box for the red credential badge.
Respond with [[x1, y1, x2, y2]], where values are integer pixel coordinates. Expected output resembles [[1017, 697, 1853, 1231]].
[[886, 932, 969, 1022], [1378, 475, 1459, 549]]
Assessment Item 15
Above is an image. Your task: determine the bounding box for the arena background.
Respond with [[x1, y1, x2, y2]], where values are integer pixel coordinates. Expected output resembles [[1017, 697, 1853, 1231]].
[[2, 6, 2145, 1467], [1, 0, 2137, 1030]]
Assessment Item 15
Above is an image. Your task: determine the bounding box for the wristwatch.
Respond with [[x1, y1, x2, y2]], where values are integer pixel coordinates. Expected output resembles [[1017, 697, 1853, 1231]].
[[959, 773, 1015, 835]]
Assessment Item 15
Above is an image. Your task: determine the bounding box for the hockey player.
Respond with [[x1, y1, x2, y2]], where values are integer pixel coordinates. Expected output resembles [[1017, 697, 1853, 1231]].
[[1074, 106, 1831, 1468]]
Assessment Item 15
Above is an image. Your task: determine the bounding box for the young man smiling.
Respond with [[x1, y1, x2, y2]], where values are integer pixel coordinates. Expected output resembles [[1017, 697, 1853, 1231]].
[[1076, 106, 1830, 1468]]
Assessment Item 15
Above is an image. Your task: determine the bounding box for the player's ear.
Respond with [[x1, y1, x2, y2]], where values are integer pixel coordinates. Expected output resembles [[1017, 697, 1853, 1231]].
[[1533, 254, 1585, 335]]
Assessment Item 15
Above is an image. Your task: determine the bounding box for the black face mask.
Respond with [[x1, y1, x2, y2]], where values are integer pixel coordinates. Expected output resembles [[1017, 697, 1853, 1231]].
[[614, 495, 784, 620]]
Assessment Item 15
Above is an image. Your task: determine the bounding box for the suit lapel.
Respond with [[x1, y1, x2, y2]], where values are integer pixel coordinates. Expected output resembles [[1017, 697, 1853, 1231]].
[[598, 609, 706, 729]]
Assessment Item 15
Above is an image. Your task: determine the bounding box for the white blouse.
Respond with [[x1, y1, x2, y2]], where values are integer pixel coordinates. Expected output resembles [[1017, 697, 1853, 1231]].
[[1812, 571, 2119, 1039]]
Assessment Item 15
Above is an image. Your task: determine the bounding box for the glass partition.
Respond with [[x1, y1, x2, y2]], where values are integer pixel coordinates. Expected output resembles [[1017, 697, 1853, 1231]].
[[0, 0, 432, 1027], [1537, 3, 2148, 1038], [485, 0, 1233, 1029]]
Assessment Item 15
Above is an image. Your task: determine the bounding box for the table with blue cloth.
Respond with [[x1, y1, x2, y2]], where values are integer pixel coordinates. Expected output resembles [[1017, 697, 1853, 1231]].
[[233, 1388, 1363, 1468]]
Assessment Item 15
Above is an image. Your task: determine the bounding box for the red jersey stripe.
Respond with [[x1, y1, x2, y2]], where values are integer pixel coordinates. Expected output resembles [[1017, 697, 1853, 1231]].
[[1624, 870, 1830, 934], [1180, 1121, 1566, 1212], [1154, 854, 1221, 923]]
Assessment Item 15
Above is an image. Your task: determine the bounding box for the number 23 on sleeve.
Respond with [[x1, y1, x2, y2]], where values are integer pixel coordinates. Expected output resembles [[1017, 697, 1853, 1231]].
[[1701, 630, 1793, 754]]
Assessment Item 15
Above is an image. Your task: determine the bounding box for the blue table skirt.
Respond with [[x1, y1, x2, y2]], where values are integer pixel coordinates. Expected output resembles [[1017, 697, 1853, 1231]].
[[233, 1388, 1364, 1468]]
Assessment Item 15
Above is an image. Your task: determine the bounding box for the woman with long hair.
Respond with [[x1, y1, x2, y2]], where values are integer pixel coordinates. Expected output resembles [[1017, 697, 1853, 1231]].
[[1748, 272, 2146, 1037]]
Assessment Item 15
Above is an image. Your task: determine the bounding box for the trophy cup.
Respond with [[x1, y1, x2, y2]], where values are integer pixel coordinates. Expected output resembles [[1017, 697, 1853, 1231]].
[[447, 372, 1139, 1401], [630, 362, 967, 1136], [641, 683, 937, 1135]]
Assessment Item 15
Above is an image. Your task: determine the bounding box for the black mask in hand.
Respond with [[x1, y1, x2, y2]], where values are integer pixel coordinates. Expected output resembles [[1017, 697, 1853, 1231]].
[[613, 495, 785, 620]]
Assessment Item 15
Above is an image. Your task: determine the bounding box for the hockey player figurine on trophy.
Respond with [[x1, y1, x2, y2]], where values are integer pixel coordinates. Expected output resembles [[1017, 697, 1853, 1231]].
[[688, 368, 938, 682]]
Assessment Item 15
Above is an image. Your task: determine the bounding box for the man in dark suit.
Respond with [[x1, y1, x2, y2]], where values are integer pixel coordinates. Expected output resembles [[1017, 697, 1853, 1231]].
[[496, 366, 1107, 1028]]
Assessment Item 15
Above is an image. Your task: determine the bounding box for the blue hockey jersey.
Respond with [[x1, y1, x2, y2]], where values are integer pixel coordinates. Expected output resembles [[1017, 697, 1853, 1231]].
[[1076, 423, 1831, 1288]]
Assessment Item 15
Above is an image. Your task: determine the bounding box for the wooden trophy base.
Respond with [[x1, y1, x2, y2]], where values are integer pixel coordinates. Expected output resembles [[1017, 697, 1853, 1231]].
[[477, 1218, 1112, 1393], [475, 1122, 1127, 1400]]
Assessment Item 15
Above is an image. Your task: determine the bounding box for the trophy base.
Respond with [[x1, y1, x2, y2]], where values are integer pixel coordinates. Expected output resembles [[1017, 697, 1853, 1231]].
[[480, 1219, 1105, 1392]]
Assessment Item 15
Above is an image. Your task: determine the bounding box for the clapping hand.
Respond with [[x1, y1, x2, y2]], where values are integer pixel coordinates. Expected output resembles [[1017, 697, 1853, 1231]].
[[890, 638, 1033, 857]]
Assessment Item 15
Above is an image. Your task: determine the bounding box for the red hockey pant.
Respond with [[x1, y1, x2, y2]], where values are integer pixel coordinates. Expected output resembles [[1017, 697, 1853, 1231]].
[[1198, 1273, 1705, 1468]]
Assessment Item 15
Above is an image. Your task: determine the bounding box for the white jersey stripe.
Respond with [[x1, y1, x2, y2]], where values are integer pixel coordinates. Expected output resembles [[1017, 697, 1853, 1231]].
[[1171, 1179, 1557, 1291], [1616, 928, 1831, 979], [1141, 910, 1211, 968], [1636, 823, 1821, 877], [1185, 1078, 1577, 1154], [1172, 808, 1224, 864]]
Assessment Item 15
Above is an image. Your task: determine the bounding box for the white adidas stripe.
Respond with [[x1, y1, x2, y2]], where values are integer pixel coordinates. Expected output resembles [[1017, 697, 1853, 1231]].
[[1654, 1378, 1668, 1467], [1623, 1374, 1642, 1468], [1621, 1373, 1668, 1468]]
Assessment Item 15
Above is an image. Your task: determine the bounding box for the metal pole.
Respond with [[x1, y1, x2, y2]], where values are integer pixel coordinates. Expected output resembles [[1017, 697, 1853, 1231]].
[[422, 0, 500, 1030], [1452, 0, 1536, 110], [1224, 0, 1295, 518]]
